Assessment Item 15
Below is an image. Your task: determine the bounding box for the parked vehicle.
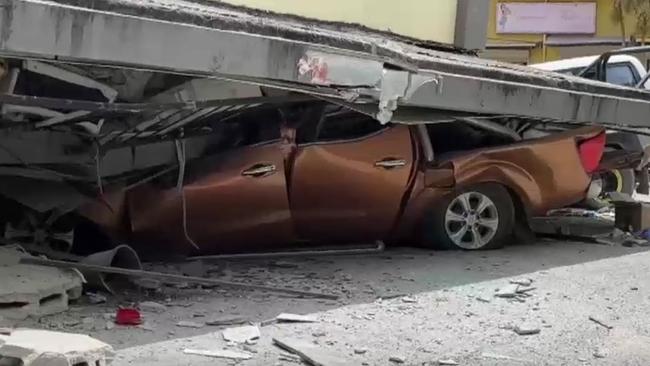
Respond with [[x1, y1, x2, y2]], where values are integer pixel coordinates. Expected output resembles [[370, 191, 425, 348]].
[[80, 105, 606, 255], [531, 53, 650, 197]]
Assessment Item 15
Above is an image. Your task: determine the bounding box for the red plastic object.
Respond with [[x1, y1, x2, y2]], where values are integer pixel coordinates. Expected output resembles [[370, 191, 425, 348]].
[[115, 308, 142, 325], [578, 132, 606, 174]]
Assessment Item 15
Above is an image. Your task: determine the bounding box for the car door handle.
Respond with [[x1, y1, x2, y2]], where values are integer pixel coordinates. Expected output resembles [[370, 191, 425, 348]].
[[375, 158, 407, 169], [241, 164, 276, 177]]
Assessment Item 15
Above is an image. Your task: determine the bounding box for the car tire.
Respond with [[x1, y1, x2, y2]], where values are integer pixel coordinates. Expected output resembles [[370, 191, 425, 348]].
[[597, 168, 636, 196], [422, 183, 515, 250]]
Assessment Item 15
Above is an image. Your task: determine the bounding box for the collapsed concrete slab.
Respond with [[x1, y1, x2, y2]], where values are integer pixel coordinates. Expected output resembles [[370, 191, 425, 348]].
[[0, 329, 114, 366], [0, 264, 82, 321]]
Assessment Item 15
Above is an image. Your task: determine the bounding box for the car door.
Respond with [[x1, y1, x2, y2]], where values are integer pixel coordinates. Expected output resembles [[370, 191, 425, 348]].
[[289, 106, 415, 243], [128, 108, 294, 254]]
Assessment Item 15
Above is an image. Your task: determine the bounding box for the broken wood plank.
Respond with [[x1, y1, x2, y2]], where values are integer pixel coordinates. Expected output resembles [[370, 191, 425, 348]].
[[273, 337, 352, 366]]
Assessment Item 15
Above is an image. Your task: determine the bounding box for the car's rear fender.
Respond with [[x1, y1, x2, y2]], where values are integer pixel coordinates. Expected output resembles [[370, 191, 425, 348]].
[[447, 139, 593, 215]]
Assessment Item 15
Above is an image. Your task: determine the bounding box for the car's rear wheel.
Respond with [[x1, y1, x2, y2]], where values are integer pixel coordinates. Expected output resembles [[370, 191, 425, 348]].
[[423, 184, 515, 250]]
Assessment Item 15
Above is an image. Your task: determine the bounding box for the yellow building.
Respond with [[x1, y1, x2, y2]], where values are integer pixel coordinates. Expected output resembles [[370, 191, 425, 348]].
[[484, 0, 644, 64], [220, 0, 459, 44], [216, 0, 490, 50]]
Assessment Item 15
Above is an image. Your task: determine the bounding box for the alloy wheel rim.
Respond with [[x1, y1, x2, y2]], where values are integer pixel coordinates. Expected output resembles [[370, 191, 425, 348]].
[[444, 192, 499, 249]]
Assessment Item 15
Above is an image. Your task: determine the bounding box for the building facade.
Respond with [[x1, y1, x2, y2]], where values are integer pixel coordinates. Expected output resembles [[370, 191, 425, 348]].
[[484, 0, 643, 64], [217, 0, 489, 50]]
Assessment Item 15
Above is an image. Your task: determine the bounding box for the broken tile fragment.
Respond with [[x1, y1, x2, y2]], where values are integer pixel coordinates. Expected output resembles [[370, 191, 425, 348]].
[[495, 284, 520, 298], [205, 316, 247, 326], [276, 313, 317, 323], [222, 325, 260, 343], [176, 321, 205, 329], [183, 348, 252, 360], [389, 355, 406, 363], [513, 324, 541, 335]]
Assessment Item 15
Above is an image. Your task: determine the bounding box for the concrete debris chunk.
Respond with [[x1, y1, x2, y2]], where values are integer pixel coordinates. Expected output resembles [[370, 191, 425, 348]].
[[273, 337, 350, 366], [513, 324, 541, 336], [589, 316, 613, 329], [495, 284, 520, 298], [183, 348, 252, 360], [389, 355, 406, 363], [438, 359, 459, 365], [276, 313, 318, 323], [0, 329, 114, 366], [0, 263, 83, 321], [476, 296, 491, 303], [205, 316, 248, 326], [176, 321, 205, 329], [510, 278, 533, 287], [223, 325, 260, 343], [593, 348, 609, 359], [401, 296, 417, 303], [139, 301, 167, 313], [354, 348, 368, 354]]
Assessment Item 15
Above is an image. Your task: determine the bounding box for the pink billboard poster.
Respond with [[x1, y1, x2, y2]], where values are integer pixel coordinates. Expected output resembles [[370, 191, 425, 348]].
[[497, 2, 597, 34]]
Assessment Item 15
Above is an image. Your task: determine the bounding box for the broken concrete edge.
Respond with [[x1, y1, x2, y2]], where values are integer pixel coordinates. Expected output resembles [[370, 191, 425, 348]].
[[0, 329, 114, 365], [0, 261, 84, 321]]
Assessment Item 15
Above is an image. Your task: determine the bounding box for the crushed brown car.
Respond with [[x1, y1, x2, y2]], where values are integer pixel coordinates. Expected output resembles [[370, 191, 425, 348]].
[[80, 104, 606, 256]]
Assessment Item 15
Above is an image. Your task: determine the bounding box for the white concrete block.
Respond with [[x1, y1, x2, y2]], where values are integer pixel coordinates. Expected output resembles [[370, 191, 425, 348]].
[[0, 264, 83, 320], [0, 329, 114, 366]]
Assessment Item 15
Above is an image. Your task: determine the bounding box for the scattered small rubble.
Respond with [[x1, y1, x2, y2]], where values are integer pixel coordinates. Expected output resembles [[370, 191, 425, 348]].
[[138, 301, 167, 313], [183, 348, 253, 360], [494, 280, 536, 302], [223, 325, 261, 343], [274, 337, 350, 366], [588, 316, 613, 330]]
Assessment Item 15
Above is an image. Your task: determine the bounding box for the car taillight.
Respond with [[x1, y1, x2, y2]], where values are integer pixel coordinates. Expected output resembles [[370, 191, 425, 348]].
[[577, 132, 606, 174]]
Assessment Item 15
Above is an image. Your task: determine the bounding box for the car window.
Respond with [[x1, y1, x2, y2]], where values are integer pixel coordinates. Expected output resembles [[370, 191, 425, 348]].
[[206, 107, 281, 152], [606, 63, 638, 86], [556, 62, 639, 86], [315, 105, 386, 142]]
